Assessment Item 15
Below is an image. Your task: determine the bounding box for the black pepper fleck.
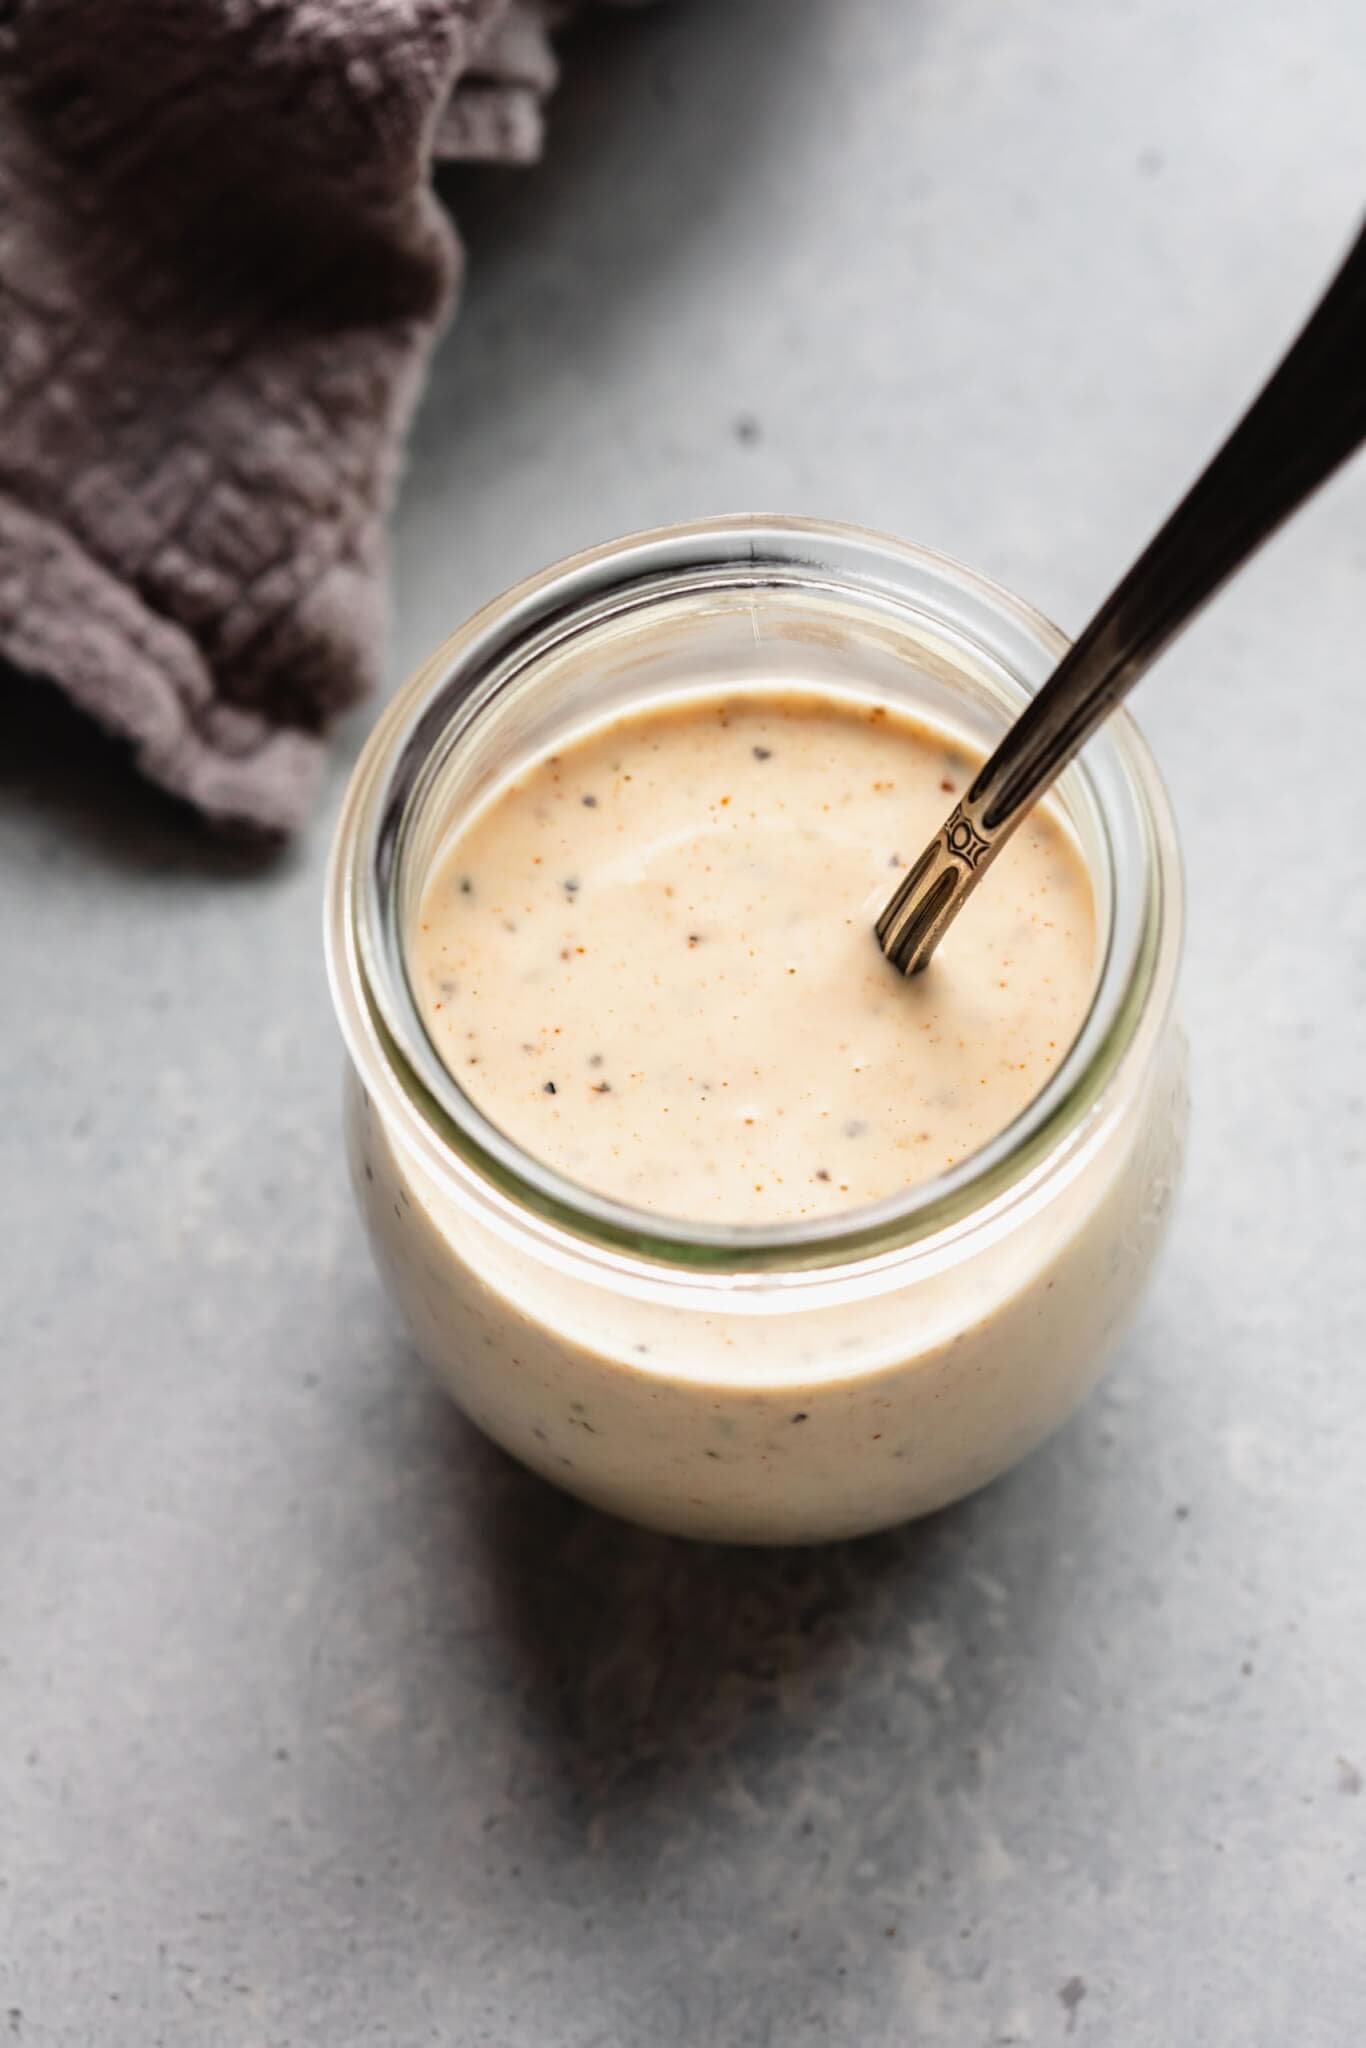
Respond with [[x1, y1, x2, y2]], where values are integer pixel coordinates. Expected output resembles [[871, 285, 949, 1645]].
[[563, 878, 580, 895], [752, 745, 773, 761], [581, 794, 598, 808], [588, 1054, 604, 1068], [543, 1081, 557, 1095], [459, 876, 473, 895], [815, 1168, 831, 1182], [1059, 1978, 1086, 2034], [791, 1412, 808, 1424], [593, 1080, 612, 1094]]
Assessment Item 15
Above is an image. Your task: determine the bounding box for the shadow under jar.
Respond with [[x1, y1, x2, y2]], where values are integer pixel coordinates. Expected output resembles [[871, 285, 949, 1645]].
[[325, 518, 1187, 1545]]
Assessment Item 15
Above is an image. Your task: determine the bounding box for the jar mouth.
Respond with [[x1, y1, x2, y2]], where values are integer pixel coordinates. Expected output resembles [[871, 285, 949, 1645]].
[[326, 517, 1182, 1275]]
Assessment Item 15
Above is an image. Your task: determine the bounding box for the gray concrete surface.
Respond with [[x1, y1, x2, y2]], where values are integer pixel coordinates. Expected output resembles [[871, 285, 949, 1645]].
[[3, 1, 1365, 2041]]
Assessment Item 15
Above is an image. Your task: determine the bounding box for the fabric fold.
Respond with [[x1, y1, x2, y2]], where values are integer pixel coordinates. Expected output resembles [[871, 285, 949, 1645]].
[[0, 0, 602, 833]]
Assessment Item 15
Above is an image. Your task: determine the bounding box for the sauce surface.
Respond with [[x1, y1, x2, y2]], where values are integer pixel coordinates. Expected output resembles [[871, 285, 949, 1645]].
[[411, 691, 1096, 1223]]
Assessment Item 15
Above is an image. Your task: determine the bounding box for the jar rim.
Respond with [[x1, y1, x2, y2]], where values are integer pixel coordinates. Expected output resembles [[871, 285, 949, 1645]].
[[325, 516, 1183, 1277]]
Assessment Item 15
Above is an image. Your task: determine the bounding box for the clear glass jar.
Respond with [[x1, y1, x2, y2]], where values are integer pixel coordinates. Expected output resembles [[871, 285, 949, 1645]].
[[325, 518, 1187, 1544]]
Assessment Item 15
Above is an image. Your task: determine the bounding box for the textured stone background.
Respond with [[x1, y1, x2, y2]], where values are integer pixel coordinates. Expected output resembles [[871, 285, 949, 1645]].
[[3, 1, 1364, 2041]]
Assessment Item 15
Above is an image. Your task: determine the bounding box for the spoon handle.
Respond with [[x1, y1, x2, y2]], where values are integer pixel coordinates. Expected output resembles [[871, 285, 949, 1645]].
[[879, 217, 1366, 976]]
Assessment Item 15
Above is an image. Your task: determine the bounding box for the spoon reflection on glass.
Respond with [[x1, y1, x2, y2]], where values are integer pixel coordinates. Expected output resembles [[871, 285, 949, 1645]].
[[877, 217, 1366, 977]]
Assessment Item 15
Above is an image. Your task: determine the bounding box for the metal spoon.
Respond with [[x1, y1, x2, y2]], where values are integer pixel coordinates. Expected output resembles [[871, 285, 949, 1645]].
[[877, 217, 1366, 977]]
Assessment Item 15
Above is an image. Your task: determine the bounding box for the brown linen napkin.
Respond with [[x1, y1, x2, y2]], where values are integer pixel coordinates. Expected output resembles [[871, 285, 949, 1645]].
[[0, 0, 619, 835]]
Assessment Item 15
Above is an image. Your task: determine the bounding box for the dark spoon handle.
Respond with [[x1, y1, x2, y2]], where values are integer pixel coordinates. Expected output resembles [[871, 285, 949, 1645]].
[[878, 216, 1366, 976]]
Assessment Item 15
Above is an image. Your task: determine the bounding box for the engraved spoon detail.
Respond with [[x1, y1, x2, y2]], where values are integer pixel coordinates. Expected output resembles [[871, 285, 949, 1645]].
[[878, 218, 1366, 976]]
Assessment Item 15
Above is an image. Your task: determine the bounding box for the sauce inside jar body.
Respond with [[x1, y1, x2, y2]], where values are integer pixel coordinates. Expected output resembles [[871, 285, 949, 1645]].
[[342, 680, 1181, 1543]]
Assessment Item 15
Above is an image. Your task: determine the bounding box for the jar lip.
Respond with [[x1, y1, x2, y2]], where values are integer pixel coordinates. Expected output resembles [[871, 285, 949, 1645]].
[[326, 515, 1183, 1277]]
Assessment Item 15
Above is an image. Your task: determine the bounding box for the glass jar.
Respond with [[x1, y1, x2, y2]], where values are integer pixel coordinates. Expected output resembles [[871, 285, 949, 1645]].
[[325, 518, 1187, 1544]]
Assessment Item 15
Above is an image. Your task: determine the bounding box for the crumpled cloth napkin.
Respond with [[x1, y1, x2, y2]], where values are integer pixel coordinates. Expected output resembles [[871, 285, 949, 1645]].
[[0, 1, 636, 834]]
